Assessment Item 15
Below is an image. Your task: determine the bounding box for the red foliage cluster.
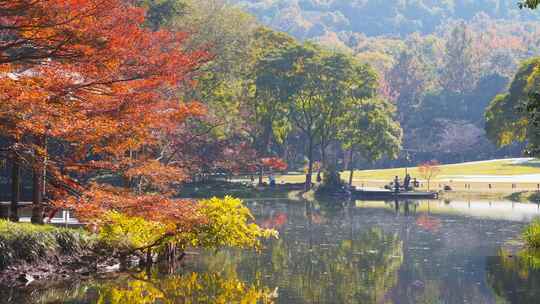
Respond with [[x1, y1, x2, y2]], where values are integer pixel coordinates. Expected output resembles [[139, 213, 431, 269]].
[[0, 0, 209, 223], [260, 212, 288, 229], [56, 184, 205, 227], [418, 160, 441, 178], [260, 157, 288, 171], [165, 131, 259, 177], [415, 214, 441, 233], [1, 0, 289, 227]]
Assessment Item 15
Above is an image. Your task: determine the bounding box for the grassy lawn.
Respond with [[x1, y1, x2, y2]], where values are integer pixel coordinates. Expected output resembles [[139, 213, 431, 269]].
[[344, 158, 540, 181], [270, 159, 540, 193], [0, 220, 94, 270], [275, 159, 540, 182]]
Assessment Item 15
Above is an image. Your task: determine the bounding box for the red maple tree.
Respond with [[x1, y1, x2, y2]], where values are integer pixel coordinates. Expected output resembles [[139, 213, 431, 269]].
[[1, 0, 209, 224], [418, 160, 441, 191]]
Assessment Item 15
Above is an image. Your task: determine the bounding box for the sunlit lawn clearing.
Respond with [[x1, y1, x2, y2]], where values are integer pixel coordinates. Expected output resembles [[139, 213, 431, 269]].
[[273, 158, 540, 184]]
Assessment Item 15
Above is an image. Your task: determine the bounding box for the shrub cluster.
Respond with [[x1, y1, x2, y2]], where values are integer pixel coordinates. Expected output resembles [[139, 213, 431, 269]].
[[523, 219, 540, 249], [0, 197, 276, 270], [0, 220, 95, 270], [98, 196, 278, 256]]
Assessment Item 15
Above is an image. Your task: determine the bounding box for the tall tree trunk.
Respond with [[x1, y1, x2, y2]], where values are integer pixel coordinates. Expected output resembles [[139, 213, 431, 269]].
[[31, 168, 44, 224], [348, 149, 354, 187], [31, 167, 44, 224], [31, 137, 45, 224], [9, 158, 20, 222], [0, 162, 9, 218], [317, 144, 326, 182], [258, 120, 273, 186], [334, 142, 339, 168], [306, 137, 314, 190], [282, 141, 289, 164], [0, 203, 7, 220], [263, 120, 273, 155], [146, 248, 153, 267], [258, 166, 264, 186]]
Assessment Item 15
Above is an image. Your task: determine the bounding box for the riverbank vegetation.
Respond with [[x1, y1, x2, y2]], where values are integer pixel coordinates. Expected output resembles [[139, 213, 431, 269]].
[[0, 220, 94, 272], [178, 180, 303, 199], [0, 196, 277, 283], [266, 159, 540, 198], [523, 219, 540, 249], [506, 191, 540, 203]]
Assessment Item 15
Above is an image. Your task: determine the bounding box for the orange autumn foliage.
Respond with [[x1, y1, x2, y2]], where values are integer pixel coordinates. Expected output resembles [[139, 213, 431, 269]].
[[56, 184, 204, 227], [0, 0, 209, 222], [260, 157, 288, 171], [418, 160, 441, 191], [260, 213, 287, 229], [416, 214, 441, 233], [418, 160, 441, 179]]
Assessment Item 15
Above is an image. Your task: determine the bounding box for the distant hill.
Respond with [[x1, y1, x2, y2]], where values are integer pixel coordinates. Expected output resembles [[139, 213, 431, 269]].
[[223, 0, 540, 164], [229, 0, 540, 42]]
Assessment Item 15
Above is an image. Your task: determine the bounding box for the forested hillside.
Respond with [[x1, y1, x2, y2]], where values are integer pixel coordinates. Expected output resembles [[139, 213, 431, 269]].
[[2, 0, 539, 210], [228, 0, 540, 165], [0, 0, 403, 202], [230, 0, 540, 39]]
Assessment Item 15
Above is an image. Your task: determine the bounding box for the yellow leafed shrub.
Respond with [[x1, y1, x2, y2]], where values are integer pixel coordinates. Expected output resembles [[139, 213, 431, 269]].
[[182, 196, 278, 251]]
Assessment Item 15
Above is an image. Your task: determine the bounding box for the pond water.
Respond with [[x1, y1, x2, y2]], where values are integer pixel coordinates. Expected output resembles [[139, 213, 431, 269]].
[[3, 199, 540, 304]]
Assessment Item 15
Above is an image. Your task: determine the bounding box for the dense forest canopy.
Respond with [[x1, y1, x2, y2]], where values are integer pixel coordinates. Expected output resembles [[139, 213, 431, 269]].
[[3, 0, 540, 217], [4, 0, 540, 300], [225, 0, 540, 164], [0, 0, 400, 225], [230, 0, 540, 38]]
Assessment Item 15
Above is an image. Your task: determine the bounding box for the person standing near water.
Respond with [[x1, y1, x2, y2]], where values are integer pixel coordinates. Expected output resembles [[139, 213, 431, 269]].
[[394, 176, 400, 193], [404, 174, 411, 191], [269, 174, 276, 187]]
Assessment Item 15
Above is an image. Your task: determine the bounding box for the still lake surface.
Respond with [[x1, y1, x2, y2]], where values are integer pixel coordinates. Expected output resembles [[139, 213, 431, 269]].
[[3, 198, 540, 304]]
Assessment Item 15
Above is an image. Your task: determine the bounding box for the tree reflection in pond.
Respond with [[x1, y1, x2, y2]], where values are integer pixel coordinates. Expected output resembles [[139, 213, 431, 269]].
[[222, 201, 405, 304], [5, 199, 540, 304], [254, 227, 403, 303], [95, 272, 274, 304], [487, 249, 540, 304], [2, 270, 275, 304]]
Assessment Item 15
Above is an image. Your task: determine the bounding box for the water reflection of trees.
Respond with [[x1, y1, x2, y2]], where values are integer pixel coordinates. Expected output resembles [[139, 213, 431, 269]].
[[238, 201, 404, 304], [486, 249, 540, 304], [5, 269, 274, 304], [12, 199, 535, 304], [97, 271, 274, 304]]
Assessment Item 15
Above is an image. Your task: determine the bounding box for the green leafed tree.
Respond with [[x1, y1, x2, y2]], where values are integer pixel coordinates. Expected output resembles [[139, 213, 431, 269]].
[[440, 23, 479, 94], [485, 58, 540, 154], [338, 98, 402, 186], [136, 0, 188, 30], [520, 0, 540, 9], [171, 0, 259, 128], [256, 42, 386, 188], [277, 43, 323, 188], [315, 51, 378, 180], [250, 28, 298, 156]]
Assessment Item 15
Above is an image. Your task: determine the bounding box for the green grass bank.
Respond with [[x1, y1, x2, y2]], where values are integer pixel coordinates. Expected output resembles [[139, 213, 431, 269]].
[[0, 220, 96, 271]]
